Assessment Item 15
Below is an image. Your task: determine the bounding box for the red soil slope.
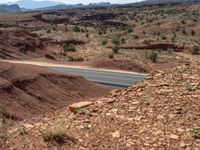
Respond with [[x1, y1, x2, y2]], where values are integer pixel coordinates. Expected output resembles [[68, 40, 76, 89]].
[[0, 62, 109, 120], [0, 28, 45, 59]]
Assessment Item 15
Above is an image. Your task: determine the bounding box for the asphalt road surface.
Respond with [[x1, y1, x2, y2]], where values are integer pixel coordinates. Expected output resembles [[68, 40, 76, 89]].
[[50, 67, 146, 89]]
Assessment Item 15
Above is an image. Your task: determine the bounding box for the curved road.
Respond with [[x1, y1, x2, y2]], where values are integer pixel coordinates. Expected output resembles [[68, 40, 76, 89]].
[[50, 67, 146, 89]]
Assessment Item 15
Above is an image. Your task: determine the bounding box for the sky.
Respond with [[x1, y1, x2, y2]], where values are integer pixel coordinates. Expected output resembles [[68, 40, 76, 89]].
[[0, 0, 143, 5]]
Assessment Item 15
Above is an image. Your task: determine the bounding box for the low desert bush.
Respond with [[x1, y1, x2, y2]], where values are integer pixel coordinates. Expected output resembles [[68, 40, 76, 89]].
[[146, 51, 158, 63], [143, 40, 151, 45], [108, 53, 114, 59], [63, 44, 76, 52], [101, 40, 108, 46], [112, 39, 120, 46], [191, 45, 199, 55], [73, 26, 81, 32], [68, 56, 84, 62], [112, 45, 119, 54]]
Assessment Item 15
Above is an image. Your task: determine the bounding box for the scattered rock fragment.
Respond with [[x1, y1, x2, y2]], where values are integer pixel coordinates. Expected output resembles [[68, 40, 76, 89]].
[[112, 131, 120, 138], [69, 101, 94, 113], [169, 134, 179, 140]]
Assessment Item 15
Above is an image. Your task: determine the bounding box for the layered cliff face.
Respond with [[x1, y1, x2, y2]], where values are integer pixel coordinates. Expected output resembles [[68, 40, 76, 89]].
[[0, 4, 21, 13]]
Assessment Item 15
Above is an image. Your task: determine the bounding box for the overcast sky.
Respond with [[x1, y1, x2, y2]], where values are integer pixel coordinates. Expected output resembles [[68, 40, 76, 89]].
[[0, 0, 143, 5]]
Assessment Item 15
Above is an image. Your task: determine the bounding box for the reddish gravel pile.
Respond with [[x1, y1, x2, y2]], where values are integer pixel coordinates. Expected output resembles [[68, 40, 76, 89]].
[[3, 63, 200, 150], [0, 62, 109, 121]]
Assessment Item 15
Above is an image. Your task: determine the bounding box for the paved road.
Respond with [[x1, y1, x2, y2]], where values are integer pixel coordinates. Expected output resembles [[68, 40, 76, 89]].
[[50, 67, 146, 89]]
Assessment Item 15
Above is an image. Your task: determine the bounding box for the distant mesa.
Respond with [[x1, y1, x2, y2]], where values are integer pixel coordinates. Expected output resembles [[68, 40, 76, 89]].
[[0, 4, 21, 13]]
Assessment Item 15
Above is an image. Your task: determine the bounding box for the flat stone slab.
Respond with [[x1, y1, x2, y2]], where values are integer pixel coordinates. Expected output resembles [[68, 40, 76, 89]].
[[69, 101, 94, 113]]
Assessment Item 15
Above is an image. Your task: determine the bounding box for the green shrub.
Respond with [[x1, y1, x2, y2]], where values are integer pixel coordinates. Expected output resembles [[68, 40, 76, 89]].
[[184, 83, 192, 91], [191, 129, 200, 139], [112, 45, 119, 54], [68, 56, 84, 62], [20, 46, 27, 53], [46, 29, 51, 34], [191, 45, 199, 55], [182, 28, 187, 35], [143, 40, 151, 45], [181, 20, 186, 24], [171, 36, 176, 42], [18, 126, 27, 136], [73, 26, 81, 32], [146, 51, 158, 63], [191, 30, 195, 36], [101, 40, 108, 46], [121, 38, 126, 44], [108, 53, 114, 59], [63, 44, 76, 52], [125, 26, 133, 33], [112, 39, 120, 46], [133, 35, 139, 39], [161, 35, 167, 40]]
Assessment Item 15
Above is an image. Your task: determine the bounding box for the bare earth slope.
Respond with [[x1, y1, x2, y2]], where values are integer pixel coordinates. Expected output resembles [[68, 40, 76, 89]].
[[0, 62, 109, 121], [4, 63, 200, 149], [0, 29, 45, 60]]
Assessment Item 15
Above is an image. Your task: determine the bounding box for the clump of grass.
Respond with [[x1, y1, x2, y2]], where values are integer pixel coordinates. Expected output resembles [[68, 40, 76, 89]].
[[184, 83, 192, 91], [18, 126, 27, 136], [191, 129, 200, 139], [41, 119, 67, 143], [76, 108, 85, 115]]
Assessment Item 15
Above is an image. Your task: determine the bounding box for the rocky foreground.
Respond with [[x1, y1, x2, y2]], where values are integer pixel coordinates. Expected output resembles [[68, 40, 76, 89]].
[[2, 63, 200, 150]]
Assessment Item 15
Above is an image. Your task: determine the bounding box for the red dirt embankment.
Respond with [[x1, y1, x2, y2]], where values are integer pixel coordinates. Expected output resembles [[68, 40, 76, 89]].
[[90, 59, 151, 73], [0, 62, 109, 120], [0, 28, 45, 60]]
